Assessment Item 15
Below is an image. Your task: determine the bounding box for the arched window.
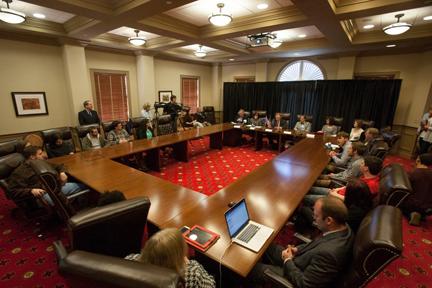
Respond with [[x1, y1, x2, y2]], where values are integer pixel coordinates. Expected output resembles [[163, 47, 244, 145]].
[[277, 60, 324, 81]]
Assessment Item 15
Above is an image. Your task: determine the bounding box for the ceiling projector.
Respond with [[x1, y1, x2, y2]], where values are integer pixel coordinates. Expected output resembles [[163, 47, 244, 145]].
[[247, 33, 275, 47]]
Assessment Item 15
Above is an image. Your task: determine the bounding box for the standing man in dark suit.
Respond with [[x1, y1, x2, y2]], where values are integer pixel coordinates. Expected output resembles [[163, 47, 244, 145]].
[[251, 196, 354, 288], [78, 100, 100, 125]]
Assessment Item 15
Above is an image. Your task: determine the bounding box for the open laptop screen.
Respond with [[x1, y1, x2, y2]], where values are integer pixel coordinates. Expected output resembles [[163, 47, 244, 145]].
[[225, 199, 249, 238]]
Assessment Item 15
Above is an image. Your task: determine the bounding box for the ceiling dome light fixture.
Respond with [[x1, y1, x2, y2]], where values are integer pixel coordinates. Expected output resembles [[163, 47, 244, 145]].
[[208, 3, 232, 27], [257, 3, 269, 10], [0, 0, 26, 24], [383, 14, 412, 35], [194, 45, 207, 58], [128, 29, 146, 46]]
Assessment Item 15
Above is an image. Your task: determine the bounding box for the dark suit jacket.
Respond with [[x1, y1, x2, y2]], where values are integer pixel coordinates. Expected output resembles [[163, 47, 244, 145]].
[[283, 226, 354, 288], [78, 109, 100, 125], [271, 119, 288, 129]]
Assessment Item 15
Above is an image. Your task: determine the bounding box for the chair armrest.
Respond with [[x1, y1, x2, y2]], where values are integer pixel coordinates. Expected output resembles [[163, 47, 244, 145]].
[[53, 240, 68, 261], [264, 269, 294, 288], [58, 249, 182, 288]]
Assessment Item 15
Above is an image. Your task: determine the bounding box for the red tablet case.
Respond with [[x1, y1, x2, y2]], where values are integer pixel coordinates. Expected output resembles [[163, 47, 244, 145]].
[[182, 225, 220, 252]]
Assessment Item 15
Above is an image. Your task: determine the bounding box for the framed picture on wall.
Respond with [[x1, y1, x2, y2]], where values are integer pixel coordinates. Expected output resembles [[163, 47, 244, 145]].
[[11, 92, 49, 117], [158, 90, 172, 103]]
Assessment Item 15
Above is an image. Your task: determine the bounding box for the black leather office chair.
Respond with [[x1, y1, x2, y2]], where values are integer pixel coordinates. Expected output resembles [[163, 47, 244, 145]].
[[157, 115, 174, 136], [361, 120, 375, 130], [202, 106, 216, 124], [41, 127, 76, 158], [252, 110, 267, 122], [379, 163, 412, 207], [129, 117, 147, 138], [296, 114, 313, 123], [331, 116, 344, 132], [279, 113, 291, 122]]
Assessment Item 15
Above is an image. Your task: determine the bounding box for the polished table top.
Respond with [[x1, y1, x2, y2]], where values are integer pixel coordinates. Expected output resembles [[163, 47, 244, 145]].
[[49, 123, 331, 277], [161, 136, 331, 277]]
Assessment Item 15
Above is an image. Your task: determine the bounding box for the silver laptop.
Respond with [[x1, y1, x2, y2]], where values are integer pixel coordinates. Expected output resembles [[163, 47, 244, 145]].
[[224, 199, 274, 252]]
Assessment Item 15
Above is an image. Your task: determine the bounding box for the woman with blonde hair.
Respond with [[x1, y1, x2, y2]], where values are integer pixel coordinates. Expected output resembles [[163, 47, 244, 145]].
[[126, 228, 216, 288]]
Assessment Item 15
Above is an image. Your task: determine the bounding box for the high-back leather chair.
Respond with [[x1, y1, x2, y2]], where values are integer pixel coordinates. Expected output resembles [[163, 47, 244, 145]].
[[279, 113, 291, 122], [264, 205, 403, 288], [252, 110, 267, 120], [157, 114, 174, 136], [296, 114, 313, 123], [130, 117, 147, 138], [0, 139, 49, 218], [101, 121, 114, 138], [54, 241, 182, 288], [76, 124, 101, 150], [329, 116, 344, 132], [41, 127, 76, 157], [361, 120, 375, 130], [202, 106, 216, 124], [381, 130, 401, 149], [379, 163, 412, 207]]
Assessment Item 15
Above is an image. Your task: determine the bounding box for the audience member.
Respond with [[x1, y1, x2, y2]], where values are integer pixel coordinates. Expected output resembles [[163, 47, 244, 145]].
[[136, 119, 153, 140], [329, 142, 366, 183], [126, 228, 216, 288], [7, 146, 86, 206], [305, 156, 382, 205], [294, 115, 311, 133], [328, 132, 352, 168], [251, 196, 354, 288], [195, 107, 211, 126], [363, 128, 389, 156], [349, 119, 364, 141], [78, 100, 100, 125], [81, 127, 107, 150], [400, 153, 432, 226], [418, 109, 432, 154], [140, 103, 154, 128], [235, 109, 248, 124], [107, 121, 130, 145], [182, 109, 204, 128], [164, 95, 182, 131], [269, 112, 288, 130], [321, 117, 338, 136], [46, 133, 74, 158], [249, 112, 264, 126]]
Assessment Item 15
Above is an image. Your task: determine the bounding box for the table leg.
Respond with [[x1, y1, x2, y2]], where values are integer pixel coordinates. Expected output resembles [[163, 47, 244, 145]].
[[173, 141, 188, 162], [223, 129, 242, 146], [146, 148, 161, 172], [210, 131, 223, 150], [256, 132, 263, 151]]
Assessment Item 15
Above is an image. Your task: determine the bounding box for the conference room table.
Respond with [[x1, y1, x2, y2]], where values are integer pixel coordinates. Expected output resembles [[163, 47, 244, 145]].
[[49, 123, 332, 278]]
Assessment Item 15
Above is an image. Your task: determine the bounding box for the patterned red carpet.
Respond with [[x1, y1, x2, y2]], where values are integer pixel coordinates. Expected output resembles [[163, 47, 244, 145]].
[[0, 137, 431, 288]]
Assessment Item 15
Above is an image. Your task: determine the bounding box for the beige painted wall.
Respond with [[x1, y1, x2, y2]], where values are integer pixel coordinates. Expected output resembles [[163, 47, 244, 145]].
[[0, 39, 71, 134], [222, 63, 256, 83], [154, 59, 213, 108], [85, 50, 140, 117]]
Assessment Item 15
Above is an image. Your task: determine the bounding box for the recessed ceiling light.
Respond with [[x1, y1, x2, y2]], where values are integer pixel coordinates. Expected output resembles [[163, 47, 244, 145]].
[[257, 3, 268, 10], [424, 15, 432, 21], [363, 24, 374, 29], [298, 34, 306, 38], [33, 13, 45, 19], [229, 58, 235, 61], [386, 44, 396, 48]]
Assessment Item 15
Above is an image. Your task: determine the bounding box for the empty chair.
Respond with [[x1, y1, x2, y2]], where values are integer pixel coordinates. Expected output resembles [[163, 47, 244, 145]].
[[381, 130, 401, 150], [202, 106, 216, 124], [279, 113, 291, 123], [129, 117, 147, 139], [332, 117, 344, 132], [41, 127, 75, 158], [379, 163, 412, 207], [361, 120, 375, 130], [156, 115, 174, 136]]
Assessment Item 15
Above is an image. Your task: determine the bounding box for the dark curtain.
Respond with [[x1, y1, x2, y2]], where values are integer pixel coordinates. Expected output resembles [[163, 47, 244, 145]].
[[223, 80, 401, 132]]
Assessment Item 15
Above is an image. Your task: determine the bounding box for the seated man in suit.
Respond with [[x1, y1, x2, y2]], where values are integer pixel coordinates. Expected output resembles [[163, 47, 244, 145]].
[[235, 109, 248, 124], [269, 112, 289, 130], [78, 100, 100, 125], [7, 145, 86, 206], [363, 128, 388, 156], [294, 115, 311, 133], [251, 196, 354, 288]]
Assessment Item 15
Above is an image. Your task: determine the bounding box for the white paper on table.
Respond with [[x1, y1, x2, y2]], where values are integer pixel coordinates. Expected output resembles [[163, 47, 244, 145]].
[[283, 131, 292, 135], [306, 133, 315, 138], [265, 129, 273, 132]]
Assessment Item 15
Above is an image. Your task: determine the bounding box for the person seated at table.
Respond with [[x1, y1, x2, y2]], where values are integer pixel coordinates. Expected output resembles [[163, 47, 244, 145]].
[[195, 107, 211, 126], [293, 115, 311, 133], [363, 128, 388, 156], [349, 120, 364, 141], [305, 156, 382, 206], [125, 228, 216, 288], [250, 196, 354, 288], [81, 127, 107, 150], [269, 112, 288, 130], [46, 133, 74, 158], [328, 132, 352, 168], [399, 153, 432, 226], [136, 119, 153, 140], [235, 109, 248, 124], [7, 145, 86, 206], [329, 142, 366, 183], [107, 121, 131, 145], [250, 112, 265, 127], [321, 117, 338, 136], [182, 109, 204, 128]]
